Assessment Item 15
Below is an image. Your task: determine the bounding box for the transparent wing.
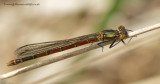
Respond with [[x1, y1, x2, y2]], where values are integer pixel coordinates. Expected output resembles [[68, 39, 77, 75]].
[[15, 33, 98, 58]]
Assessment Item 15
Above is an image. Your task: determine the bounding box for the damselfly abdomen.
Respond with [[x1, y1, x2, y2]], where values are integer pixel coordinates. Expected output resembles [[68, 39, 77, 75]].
[[8, 26, 129, 66]]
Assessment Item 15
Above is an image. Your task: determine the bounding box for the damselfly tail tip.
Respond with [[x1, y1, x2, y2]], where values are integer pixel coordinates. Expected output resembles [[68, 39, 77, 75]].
[[7, 59, 22, 66], [7, 60, 14, 66]]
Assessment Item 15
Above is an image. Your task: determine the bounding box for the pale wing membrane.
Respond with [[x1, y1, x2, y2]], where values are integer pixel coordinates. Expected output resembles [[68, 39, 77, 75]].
[[15, 41, 57, 56], [15, 33, 98, 58]]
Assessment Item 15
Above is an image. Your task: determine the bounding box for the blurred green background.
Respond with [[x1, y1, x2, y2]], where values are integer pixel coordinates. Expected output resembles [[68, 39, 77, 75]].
[[0, 0, 160, 84]]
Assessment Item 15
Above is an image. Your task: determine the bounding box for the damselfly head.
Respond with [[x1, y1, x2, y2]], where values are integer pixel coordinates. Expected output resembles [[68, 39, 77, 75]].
[[118, 26, 129, 39]]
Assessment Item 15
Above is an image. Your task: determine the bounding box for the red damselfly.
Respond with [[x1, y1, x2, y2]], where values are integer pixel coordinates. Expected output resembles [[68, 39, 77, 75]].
[[8, 26, 131, 66]]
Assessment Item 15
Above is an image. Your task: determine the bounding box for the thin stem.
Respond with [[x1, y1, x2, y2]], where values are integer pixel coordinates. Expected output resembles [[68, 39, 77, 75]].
[[0, 24, 160, 79], [128, 24, 160, 37]]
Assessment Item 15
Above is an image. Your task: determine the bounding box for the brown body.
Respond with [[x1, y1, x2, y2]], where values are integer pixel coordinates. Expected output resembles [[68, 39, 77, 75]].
[[8, 26, 129, 66]]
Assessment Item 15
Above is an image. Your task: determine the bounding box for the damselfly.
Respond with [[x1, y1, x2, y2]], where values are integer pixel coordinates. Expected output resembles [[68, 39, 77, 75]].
[[8, 26, 131, 66]]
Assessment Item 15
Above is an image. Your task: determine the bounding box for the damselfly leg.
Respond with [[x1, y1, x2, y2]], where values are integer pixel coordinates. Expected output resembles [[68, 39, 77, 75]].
[[109, 39, 121, 48]]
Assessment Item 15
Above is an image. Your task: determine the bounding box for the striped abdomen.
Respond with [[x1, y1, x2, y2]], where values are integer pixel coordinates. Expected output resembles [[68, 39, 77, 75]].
[[8, 33, 99, 66]]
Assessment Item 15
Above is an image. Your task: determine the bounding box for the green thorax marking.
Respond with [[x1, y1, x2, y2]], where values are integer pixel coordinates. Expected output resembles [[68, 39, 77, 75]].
[[97, 30, 119, 41]]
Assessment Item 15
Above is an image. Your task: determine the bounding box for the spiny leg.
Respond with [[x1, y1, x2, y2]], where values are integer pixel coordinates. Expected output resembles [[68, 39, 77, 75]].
[[97, 42, 104, 52], [109, 39, 121, 48], [126, 29, 136, 44], [121, 39, 126, 45], [127, 37, 132, 44], [97, 41, 110, 52], [127, 35, 137, 44]]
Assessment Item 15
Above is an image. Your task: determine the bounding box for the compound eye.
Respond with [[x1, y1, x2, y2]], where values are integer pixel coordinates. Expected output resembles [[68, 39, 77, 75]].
[[119, 25, 125, 28]]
